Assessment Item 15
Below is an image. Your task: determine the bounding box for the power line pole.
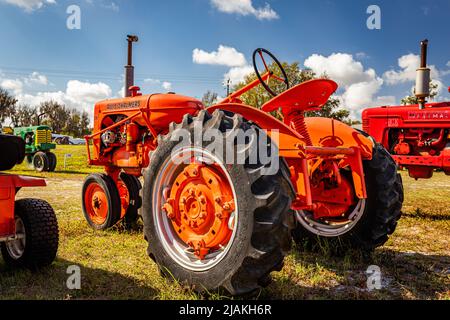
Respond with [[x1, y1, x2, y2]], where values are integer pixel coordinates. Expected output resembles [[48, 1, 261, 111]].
[[226, 79, 231, 96]]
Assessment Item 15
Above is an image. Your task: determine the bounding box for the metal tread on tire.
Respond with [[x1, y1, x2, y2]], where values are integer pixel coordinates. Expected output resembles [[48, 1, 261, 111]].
[[142, 109, 294, 296], [292, 143, 404, 252]]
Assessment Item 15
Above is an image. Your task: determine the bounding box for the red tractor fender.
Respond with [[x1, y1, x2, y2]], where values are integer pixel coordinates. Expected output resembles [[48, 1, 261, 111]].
[[0, 174, 47, 189], [208, 103, 306, 158], [0, 175, 46, 237], [207, 104, 374, 160], [304, 117, 373, 159]]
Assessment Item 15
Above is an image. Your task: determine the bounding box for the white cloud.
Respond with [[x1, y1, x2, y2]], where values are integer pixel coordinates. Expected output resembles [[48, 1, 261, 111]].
[[193, 45, 253, 84], [1, 0, 56, 12], [373, 95, 397, 106], [144, 78, 173, 91], [15, 80, 112, 121], [1, 71, 50, 95], [66, 80, 112, 103], [117, 86, 125, 98], [355, 52, 368, 60], [211, 0, 279, 20], [25, 72, 48, 86], [162, 81, 172, 91], [193, 45, 247, 67], [1, 79, 23, 95], [447, 61, 450, 68], [224, 65, 254, 84], [383, 54, 440, 85], [304, 53, 385, 116], [304, 53, 376, 87], [102, 2, 119, 12]]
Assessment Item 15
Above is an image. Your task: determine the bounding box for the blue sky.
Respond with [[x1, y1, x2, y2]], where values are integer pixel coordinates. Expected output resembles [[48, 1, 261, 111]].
[[0, 0, 449, 120]]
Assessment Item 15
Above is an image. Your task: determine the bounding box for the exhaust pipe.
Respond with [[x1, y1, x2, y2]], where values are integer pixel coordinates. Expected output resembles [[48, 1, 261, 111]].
[[415, 39, 431, 109], [125, 35, 139, 97]]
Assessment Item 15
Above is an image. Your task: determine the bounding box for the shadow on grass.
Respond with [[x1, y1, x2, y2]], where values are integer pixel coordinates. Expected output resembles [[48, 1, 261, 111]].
[[262, 247, 449, 300], [403, 208, 450, 221], [0, 258, 159, 300]]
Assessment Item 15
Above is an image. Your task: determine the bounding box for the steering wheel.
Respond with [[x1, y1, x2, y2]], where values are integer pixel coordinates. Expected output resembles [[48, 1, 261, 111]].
[[252, 48, 290, 97]]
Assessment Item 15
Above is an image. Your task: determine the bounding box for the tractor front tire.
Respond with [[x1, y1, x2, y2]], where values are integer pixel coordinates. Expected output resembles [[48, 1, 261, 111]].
[[82, 173, 121, 230], [33, 152, 49, 172], [142, 110, 294, 296], [292, 143, 403, 253], [1, 199, 59, 269], [47, 152, 57, 172]]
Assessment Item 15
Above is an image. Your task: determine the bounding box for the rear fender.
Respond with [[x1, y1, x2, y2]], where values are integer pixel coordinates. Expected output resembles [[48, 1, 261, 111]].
[[0, 175, 46, 238], [208, 104, 374, 205], [305, 117, 374, 159], [207, 104, 374, 158], [207, 103, 305, 158]]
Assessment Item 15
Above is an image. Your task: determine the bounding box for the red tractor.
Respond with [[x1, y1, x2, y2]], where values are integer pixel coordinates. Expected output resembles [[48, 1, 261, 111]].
[[0, 134, 59, 269], [82, 36, 403, 295], [363, 40, 450, 179]]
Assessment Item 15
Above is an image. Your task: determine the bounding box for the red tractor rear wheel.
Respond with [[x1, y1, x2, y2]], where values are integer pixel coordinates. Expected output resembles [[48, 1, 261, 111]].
[[292, 143, 404, 252]]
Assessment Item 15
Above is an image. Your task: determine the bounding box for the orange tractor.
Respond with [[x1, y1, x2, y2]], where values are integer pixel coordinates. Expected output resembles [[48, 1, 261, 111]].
[[82, 36, 403, 295]]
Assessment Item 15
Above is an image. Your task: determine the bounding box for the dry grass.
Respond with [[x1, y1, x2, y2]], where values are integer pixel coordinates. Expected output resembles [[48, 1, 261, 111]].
[[1, 146, 449, 300]]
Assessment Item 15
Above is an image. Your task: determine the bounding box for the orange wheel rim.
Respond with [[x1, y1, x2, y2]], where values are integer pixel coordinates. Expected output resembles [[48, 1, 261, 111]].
[[153, 147, 239, 271], [162, 163, 235, 260], [84, 183, 109, 225]]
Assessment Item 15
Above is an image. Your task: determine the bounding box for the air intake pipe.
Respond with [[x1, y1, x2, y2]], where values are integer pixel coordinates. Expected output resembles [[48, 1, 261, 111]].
[[125, 35, 139, 97], [415, 39, 431, 109]]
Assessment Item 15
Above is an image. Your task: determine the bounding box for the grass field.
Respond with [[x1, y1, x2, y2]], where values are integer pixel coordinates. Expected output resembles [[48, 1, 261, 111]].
[[1, 145, 449, 300]]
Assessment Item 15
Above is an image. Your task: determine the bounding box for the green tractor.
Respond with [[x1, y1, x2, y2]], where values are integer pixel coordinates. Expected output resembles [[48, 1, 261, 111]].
[[13, 126, 57, 172]]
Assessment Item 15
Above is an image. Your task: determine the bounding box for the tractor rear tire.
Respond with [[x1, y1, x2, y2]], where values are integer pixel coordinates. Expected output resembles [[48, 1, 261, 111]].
[[292, 143, 404, 253], [142, 110, 294, 296], [82, 173, 122, 230], [120, 172, 142, 230], [33, 152, 49, 172], [1, 199, 59, 269], [47, 152, 57, 172]]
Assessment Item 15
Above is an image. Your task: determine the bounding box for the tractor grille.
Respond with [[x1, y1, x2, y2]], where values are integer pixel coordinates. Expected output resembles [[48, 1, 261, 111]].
[[362, 119, 370, 133], [35, 129, 52, 144]]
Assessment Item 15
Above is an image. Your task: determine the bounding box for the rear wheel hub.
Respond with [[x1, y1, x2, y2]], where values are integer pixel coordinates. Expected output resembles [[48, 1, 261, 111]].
[[162, 163, 235, 260]]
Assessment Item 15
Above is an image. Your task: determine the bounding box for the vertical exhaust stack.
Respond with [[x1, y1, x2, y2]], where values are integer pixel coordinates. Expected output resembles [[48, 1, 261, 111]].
[[125, 35, 139, 98], [415, 39, 431, 109]]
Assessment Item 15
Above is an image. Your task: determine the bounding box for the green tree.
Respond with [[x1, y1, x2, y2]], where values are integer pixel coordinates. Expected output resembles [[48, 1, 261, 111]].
[[202, 90, 219, 107], [401, 80, 439, 105], [10, 105, 39, 127], [79, 111, 91, 136], [0, 88, 18, 123], [231, 62, 350, 123], [39, 100, 70, 133]]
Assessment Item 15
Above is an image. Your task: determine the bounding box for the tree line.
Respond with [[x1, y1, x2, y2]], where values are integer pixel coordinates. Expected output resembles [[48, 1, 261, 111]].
[[0, 88, 90, 138]]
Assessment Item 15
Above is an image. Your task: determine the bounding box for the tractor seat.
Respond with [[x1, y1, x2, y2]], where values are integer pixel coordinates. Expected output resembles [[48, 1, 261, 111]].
[[262, 79, 338, 114], [0, 134, 25, 171]]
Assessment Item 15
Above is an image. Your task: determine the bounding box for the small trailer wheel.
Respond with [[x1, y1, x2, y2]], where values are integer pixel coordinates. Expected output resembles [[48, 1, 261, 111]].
[[1, 199, 59, 269], [82, 173, 121, 230]]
